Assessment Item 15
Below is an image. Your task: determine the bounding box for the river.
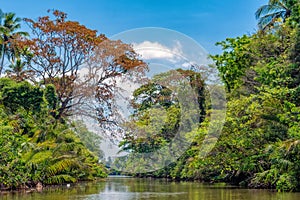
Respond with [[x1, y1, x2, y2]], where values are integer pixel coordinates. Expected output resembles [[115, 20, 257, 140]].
[[1, 177, 300, 200]]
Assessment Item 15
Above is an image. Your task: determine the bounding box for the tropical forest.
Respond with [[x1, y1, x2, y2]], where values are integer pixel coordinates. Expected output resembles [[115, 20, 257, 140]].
[[1, 0, 300, 198]]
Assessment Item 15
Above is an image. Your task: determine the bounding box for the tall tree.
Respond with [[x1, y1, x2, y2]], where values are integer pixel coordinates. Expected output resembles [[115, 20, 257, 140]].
[[0, 10, 28, 75], [21, 10, 147, 122], [120, 69, 205, 154]]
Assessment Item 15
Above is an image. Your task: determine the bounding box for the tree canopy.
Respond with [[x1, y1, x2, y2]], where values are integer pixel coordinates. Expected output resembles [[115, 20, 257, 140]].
[[112, 1, 300, 192]]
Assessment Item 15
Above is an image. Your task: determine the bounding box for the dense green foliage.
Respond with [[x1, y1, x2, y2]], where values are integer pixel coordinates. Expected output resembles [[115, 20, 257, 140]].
[[0, 8, 145, 191], [72, 120, 105, 160], [117, 2, 300, 192], [0, 78, 106, 190], [115, 69, 205, 174], [2, 1, 300, 193]]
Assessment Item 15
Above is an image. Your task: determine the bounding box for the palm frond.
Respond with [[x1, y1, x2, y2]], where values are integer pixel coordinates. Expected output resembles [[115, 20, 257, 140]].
[[44, 174, 76, 184], [271, 0, 289, 11], [46, 158, 79, 176], [255, 5, 284, 19], [280, 139, 300, 153], [258, 11, 285, 30], [255, 0, 292, 30], [26, 150, 52, 164], [51, 154, 76, 162], [53, 142, 77, 155]]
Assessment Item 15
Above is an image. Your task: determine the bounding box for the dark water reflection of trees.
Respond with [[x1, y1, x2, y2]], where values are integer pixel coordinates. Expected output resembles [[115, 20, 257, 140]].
[[2, 177, 300, 200]]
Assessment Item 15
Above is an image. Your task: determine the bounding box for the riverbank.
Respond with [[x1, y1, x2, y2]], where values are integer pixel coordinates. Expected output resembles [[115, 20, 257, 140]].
[[0, 178, 107, 194]]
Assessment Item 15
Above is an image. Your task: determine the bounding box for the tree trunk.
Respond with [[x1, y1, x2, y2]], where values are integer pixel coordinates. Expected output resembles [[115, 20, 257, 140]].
[[0, 43, 5, 75]]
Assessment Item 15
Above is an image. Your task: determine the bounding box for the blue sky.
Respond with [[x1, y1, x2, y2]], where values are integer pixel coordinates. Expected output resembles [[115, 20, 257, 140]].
[[1, 0, 269, 158], [1, 0, 267, 54]]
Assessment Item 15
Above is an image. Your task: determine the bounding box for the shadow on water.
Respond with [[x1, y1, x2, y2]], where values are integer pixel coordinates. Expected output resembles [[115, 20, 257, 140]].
[[1, 177, 300, 200]]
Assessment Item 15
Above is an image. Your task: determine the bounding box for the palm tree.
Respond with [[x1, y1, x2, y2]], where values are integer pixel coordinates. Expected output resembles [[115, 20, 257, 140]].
[[0, 10, 28, 75], [6, 59, 35, 82], [255, 0, 292, 31]]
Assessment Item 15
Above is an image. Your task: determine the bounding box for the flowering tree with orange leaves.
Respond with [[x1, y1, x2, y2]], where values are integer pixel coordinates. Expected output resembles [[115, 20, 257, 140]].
[[21, 10, 147, 124]]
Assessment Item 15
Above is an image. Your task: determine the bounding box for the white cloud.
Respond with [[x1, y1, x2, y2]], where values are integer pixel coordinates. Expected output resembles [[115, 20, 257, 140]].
[[132, 40, 212, 70], [181, 62, 191, 68], [133, 41, 184, 63]]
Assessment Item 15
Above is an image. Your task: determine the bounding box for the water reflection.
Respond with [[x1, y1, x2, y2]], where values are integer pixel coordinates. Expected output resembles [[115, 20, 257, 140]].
[[1, 177, 300, 200]]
